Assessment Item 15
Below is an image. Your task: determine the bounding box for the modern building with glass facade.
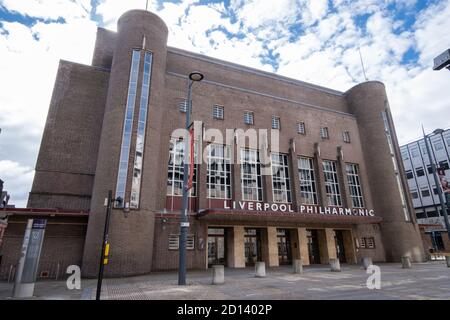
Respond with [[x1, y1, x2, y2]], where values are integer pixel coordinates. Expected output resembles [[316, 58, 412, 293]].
[[0, 10, 426, 279], [400, 128, 450, 253]]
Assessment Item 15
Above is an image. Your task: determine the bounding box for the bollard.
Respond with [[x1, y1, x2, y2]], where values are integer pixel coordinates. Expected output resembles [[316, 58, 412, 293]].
[[255, 262, 266, 278], [211, 265, 224, 285], [293, 259, 303, 274], [401, 256, 412, 269], [445, 256, 450, 268], [362, 257, 373, 270], [330, 258, 341, 272]]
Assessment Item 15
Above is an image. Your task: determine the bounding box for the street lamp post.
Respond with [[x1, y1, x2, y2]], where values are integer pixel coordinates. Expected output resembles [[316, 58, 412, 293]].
[[422, 127, 450, 239], [178, 71, 204, 286]]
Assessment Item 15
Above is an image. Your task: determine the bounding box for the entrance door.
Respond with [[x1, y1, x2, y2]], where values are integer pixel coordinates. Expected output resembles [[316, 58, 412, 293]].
[[334, 230, 346, 263], [208, 228, 226, 266], [245, 228, 261, 266], [277, 229, 292, 265], [307, 229, 321, 264]]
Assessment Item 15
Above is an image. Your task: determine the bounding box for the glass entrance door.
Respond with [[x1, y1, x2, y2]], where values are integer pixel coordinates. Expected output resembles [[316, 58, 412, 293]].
[[208, 228, 226, 266], [277, 229, 292, 265], [307, 229, 321, 264], [334, 230, 346, 263], [244, 228, 261, 266]]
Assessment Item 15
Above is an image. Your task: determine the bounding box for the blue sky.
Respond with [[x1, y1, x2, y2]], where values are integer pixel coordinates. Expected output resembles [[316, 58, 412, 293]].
[[0, 0, 450, 207]]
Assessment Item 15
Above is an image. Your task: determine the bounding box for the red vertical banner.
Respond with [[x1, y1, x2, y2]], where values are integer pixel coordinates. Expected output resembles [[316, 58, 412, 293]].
[[187, 127, 195, 190]]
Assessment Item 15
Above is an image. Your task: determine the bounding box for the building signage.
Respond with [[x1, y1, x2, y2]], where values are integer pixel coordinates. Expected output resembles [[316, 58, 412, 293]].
[[223, 201, 375, 217]]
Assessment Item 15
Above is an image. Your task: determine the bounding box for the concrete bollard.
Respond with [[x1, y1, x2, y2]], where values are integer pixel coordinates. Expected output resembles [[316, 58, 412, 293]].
[[211, 265, 224, 285], [401, 256, 412, 269], [362, 257, 373, 270], [445, 256, 450, 268], [255, 262, 266, 278], [293, 259, 303, 274], [330, 258, 341, 272]]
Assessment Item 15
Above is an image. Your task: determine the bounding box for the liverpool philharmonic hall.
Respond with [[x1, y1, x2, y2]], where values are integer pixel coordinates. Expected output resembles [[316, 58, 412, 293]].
[[0, 10, 426, 278]]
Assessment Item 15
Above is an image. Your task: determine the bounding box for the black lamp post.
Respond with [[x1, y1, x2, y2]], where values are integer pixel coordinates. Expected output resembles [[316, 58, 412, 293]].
[[422, 127, 450, 239], [178, 71, 203, 286]]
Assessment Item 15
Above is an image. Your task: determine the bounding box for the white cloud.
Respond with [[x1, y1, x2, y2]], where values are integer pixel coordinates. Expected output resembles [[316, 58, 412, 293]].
[[0, 0, 91, 20], [0, 160, 34, 207]]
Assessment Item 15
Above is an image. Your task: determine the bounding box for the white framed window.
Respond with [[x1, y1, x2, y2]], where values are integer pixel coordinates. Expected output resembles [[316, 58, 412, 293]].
[[322, 160, 342, 206], [272, 116, 280, 130], [271, 153, 291, 203], [343, 131, 351, 143], [178, 98, 187, 113], [410, 147, 419, 158], [346, 163, 364, 208], [297, 122, 306, 135], [366, 237, 375, 249], [360, 238, 366, 248], [244, 111, 254, 125], [320, 127, 329, 139], [116, 49, 141, 203], [434, 141, 444, 151], [207, 144, 232, 199], [240, 148, 263, 201], [298, 157, 317, 205], [213, 105, 224, 120], [401, 150, 409, 160], [166, 138, 197, 197]]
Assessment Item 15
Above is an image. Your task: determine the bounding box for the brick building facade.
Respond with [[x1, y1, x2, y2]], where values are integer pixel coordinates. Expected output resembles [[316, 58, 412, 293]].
[[0, 10, 426, 279]]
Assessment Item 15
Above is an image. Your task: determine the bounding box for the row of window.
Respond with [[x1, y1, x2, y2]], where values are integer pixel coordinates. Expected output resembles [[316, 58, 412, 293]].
[[401, 136, 450, 161], [166, 142, 365, 208], [359, 237, 375, 249], [179, 101, 351, 142], [410, 186, 439, 200], [405, 160, 449, 180]]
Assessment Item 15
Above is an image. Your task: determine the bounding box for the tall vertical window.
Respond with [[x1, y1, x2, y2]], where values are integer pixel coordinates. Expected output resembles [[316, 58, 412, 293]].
[[343, 131, 351, 143], [346, 163, 364, 208], [244, 111, 254, 125], [271, 116, 280, 130], [240, 149, 263, 201], [130, 51, 153, 209], [297, 122, 306, 135], [178, 98, 187, 112], [207, 144, 232, 199], [167, 138, 197, 197], [322, 160, 342, 206], [271, 153, 291, 203], [298, 157, 317, 205], [382, 110, 409, 221], [115, 50, 141, 203], [212, 105, 224, 120], [320, 127, 329, 139]]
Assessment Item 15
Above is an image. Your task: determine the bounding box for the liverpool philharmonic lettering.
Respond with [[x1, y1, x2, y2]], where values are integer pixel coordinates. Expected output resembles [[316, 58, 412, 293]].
[[223, 201, 375, 217]]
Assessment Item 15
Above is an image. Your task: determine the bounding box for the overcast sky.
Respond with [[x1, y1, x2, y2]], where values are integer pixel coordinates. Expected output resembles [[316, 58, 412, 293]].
[[0, 0, 449, 207]]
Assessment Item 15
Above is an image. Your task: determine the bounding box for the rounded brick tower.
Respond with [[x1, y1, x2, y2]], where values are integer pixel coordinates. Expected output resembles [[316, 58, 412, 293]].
[[345, 81, 425, 262], [82, 10, 168, 277]]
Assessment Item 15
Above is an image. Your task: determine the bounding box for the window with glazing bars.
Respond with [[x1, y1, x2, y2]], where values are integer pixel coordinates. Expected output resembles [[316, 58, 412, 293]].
[[297, 122, 306, 135], [213, 105, 224, 120], [178, 98, 187, 112], [322, 160, 342, 206], [320, 127, 329, 139], [343, 131, 351, 143], [166, 138, 197, 197], [272, 116, 280, 129], [207, 144, 232, 199], [115, 50, 141, 203], [271, 153, 291, 203], [346, 163, 364, 208], [298, 157, 317, 204], [244, 111, 254, 125], [240, 149, 262, 201], [130, 51, 153, 209]]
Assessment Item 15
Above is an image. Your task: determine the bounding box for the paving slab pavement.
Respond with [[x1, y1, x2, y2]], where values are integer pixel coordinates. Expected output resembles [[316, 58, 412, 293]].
[[1, 261, 449, 300]]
